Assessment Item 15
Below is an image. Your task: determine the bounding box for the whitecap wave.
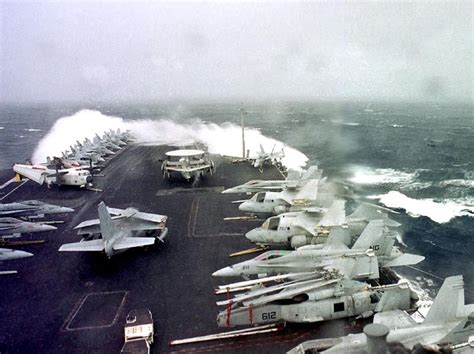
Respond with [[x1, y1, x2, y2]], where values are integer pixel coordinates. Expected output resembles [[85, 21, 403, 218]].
[[32, 109, 308, 170], [369, 191, 474, 223], [348, 166, 418, 185], [439, 179, 474, 188], [0, 127, 4, 130], [24, 128, 43, 132]]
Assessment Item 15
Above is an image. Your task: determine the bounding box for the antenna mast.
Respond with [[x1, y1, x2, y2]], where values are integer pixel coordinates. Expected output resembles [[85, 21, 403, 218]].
[[238, 105, 246, 159]]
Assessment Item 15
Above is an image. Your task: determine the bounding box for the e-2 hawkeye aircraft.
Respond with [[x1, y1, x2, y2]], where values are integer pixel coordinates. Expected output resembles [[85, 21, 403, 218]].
[[213, 219, 424, 279], [59, 202, 166, 258]]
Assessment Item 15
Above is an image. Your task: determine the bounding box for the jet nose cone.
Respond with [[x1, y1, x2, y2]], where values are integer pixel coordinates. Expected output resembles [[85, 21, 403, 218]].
[[15, 250, 34, 259], [60, 207, 74, 213], [212, 266, 238, 277], [39, 224, 58, 232]]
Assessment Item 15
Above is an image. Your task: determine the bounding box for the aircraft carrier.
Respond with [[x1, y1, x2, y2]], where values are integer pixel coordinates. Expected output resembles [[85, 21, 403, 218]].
[[0, 144, 381, 353]]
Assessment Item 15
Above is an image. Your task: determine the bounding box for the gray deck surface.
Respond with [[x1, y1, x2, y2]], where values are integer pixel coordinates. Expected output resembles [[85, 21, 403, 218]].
[[0, 145, 359, 354]]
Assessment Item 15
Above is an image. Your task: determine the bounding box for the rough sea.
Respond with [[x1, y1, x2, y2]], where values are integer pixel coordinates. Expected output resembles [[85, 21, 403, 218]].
[[1, 101, 473, 301]]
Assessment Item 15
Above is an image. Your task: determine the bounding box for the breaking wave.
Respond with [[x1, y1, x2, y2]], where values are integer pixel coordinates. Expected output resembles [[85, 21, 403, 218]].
[[32, 109, 308, 170], [369, 191, 474, 223], [348, 166, 419, 185]]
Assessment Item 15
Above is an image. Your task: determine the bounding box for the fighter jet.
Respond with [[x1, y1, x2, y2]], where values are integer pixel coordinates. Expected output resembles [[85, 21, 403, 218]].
[[73, 205, 168, 240], [65, 146, 106, 164], [213, 219, 424, 279], [249, 144, 285, 170], [244, 201, 399, 248], [13, 163, 93, 188], [0, 200, 74, 219], [0, 248, 33, 261], [0, 217, 57, 237], [320, 275, 474, 353], [216, 275, 415, 327], [59, 202, 157, 258], [222, 166, 322, 194]]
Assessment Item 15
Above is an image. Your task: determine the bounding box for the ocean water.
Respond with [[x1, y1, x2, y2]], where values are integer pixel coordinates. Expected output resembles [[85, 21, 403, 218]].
[[0, 101, 473, 300]]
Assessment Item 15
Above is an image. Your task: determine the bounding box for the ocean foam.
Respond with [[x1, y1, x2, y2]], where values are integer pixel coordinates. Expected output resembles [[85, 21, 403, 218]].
[[348, 166, 418, 185], [369, 191, 474, 223], [32, 109, 308, 170]]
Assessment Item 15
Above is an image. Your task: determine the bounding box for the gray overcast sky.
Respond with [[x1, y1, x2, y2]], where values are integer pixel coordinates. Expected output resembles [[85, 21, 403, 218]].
[[0, 1, 472, 103]]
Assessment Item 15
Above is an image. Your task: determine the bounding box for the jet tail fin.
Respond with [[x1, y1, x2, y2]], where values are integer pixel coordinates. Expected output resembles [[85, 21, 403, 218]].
[[424, 275, 466, 324], [352, 219, 385, 250], [98, 202, 116, 243]]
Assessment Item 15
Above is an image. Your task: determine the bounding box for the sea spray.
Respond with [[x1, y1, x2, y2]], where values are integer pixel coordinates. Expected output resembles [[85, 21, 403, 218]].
[[32, 109, 308, 170]]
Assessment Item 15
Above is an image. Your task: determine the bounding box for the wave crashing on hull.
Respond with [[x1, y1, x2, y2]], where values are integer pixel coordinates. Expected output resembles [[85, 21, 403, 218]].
[[32, 109, 308, 170]]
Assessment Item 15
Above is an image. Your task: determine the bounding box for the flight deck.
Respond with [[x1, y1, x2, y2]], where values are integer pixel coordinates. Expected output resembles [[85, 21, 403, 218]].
[[0, 145, 369, 353]]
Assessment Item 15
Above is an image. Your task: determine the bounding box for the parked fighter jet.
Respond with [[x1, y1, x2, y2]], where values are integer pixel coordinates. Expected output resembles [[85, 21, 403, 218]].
[[249, 144, 285, 170], [0, 247, 33, 275], [0, 200, 73, 219], [0, 248, 33, 261], [0, 217, 57, 237], [213, 220, 424, 279], [244, 201, 399, 248], [321, 275, 474, 353], [216, 275, 415, 327], [73, 205, 168, 240], [59, 202, 157, 258], [13, 163, 93, 188], [222, 166, 322, 194], [64, 147, 106, 164]]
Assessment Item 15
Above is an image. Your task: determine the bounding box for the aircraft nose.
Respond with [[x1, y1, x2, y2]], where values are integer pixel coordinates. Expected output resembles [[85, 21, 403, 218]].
[[39, 224, 58, 232], [60, 207, 74, 213], [245, 229, 264, 243], [238, 202, 253, 213], [14, 250, 34, 259], [212, 266, 238, 277]]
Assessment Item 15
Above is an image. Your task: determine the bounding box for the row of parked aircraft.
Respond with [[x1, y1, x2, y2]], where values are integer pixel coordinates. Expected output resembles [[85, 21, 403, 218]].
[[211, 166, 474, 352], [12, 129, 133, 189]]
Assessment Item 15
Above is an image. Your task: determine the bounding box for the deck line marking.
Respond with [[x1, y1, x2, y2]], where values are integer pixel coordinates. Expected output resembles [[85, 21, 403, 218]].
[[0, 179, 29, 201], [62, 291, 128, 332]]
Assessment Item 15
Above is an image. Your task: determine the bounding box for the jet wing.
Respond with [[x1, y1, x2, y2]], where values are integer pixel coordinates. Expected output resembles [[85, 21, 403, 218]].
[[383, 253, 425, 267], [317, 200, 346, 227], [59, 239, 105, 252], [107, 207, 167, 223], [0, 208, 33, 216], [279, 179, 319, 205], [13, 165, 48, 185], [112, 237, 155, 251], [373, 310, 416, 329]]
